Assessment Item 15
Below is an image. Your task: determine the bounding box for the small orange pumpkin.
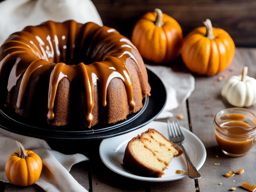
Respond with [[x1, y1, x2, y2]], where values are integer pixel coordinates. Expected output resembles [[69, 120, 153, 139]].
[[181, 19, 235, 76], [5, 141, 43, 186], [132, 8, 183, 63]]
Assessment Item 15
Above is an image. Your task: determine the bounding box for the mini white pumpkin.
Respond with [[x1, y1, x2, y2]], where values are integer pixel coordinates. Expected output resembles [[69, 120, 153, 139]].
[[221, 66, 256, 107]]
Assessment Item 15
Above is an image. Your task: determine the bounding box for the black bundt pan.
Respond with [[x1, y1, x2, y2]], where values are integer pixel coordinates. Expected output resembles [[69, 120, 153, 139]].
[[0, 69, 166, 152]]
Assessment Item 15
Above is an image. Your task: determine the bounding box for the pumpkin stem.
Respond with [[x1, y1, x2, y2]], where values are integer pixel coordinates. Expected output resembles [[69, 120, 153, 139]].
[[155, 8, 163, 27], [241, 66, 248, 82], [16, 141, 27, 159], [203, 19, 215, 40]]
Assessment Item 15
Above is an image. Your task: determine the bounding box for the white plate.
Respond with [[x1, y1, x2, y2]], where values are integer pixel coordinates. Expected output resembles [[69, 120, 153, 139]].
[[99, 121, 207, 182]]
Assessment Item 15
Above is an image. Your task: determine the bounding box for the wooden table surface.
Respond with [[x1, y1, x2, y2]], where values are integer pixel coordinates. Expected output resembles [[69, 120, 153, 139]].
[[1, 47, 256, 192]]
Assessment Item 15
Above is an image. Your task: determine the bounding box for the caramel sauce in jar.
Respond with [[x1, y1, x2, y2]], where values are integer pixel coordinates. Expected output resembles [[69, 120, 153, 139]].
[[214, 108, 256, 157]]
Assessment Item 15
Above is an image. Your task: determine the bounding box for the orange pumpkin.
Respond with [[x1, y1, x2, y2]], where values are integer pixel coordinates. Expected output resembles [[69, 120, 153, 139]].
[[181, 19, 235, 76], [5, 141, 43, 186], [132, 8, 183, 63]]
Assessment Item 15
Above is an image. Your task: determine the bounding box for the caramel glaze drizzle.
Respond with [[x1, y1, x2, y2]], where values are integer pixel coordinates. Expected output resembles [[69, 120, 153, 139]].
[[0, 20, 149, 128]]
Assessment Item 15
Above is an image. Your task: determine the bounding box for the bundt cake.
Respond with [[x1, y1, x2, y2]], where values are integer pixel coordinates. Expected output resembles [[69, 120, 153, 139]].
[[123, 129, 181, 177], [0, 20, 151, 129]]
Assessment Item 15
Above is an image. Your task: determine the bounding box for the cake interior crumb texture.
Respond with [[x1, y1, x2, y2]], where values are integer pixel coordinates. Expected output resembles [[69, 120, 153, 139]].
[[123, 128, 180, 177]]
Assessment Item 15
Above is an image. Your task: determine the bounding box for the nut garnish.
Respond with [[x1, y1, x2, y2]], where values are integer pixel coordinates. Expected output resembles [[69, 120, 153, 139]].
[[218, 76, 224, 81], [223, 171, 235, 178], [176, 114, 184, 120], [240, 182, 256, 192], [234, 168, 245, 175], [223, 168, 245, 178], [175, 169, 185, 174], [229, 187, 237, 191]]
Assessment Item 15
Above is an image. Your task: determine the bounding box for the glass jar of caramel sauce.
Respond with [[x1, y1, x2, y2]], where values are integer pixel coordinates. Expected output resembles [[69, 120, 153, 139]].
[[214, 108, 256, 157]]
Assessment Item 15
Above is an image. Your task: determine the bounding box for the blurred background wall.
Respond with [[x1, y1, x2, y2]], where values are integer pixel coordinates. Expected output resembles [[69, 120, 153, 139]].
[[0, 0, 255, 46], [93, 0, 256, 47]]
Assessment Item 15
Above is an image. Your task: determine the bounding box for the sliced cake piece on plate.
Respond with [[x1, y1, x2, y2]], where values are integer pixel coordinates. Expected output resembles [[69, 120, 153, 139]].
[[123, 128, 181, 177]]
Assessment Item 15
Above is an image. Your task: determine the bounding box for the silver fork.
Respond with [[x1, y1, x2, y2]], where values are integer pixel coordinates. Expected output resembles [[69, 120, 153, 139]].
[[167, 119, 201, 179]]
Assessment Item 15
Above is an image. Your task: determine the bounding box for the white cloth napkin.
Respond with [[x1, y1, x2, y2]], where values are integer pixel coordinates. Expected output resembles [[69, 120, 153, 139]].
[[147, 65, 195, 119], [0, 0, 103, 44]]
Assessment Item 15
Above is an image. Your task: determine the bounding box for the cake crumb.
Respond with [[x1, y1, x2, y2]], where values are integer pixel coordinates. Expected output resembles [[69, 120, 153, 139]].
[[223, 168, 245, 178], [175, 169, 185, 174], [218, 182, 223, 186], [218, 76, 224, 81], [223, 171, 235, 178], [214, 162, 220, 166], [240, 182, 256, 192], [229, 187, 237, 191], [176, 114, 184, 120], [234, 168, 245, 175]]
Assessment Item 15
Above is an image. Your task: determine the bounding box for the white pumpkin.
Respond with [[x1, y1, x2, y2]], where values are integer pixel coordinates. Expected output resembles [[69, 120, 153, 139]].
[[221, 67, 256, 107]]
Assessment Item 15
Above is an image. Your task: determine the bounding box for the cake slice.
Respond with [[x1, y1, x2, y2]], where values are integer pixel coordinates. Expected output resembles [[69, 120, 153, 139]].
[[123, 128, 181, 177]]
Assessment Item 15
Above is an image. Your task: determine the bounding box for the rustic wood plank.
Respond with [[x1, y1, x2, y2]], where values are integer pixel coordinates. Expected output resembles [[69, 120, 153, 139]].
[[91, 152, 146, 192], [70, 161, 91, 191], [4, 184, 41, 192], [93, 0, 256, 46], [187, 48, 256, 192]]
